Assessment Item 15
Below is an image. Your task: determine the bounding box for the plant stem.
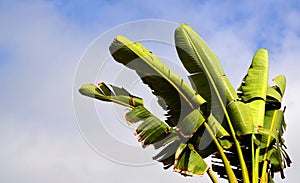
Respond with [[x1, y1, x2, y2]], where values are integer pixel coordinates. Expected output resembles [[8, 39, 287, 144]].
[[221, 105, 250, 183], [260, 110, 279, 182], [254, 148, 260, 182], [260, 161, 268, 183], [201, 72, 250, 182], [252, 133, 260, 183], [207, 168, 219, 183], [188, 43, 250, 182], [252, 134, 255, 183], [204, 122, 238, 183], [225, 113, 250, 183]]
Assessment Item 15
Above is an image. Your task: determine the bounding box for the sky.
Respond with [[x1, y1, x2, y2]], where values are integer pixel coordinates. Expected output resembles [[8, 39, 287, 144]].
[[0, 0, 300, 182]]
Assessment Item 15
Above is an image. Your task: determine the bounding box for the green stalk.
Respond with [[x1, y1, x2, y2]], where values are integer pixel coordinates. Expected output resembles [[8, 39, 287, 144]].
[[209, 86, 250, 183], [260, 110, 279, 182], [252, 134, 255, 183], [252, 133, 260, 183], [204, 122, 238, 183], [207, 168, 219, 183], [224, 112, 250, 183], [254, 147, 260, 183], [201, 78, 250, 182], [260, 160, 268, 183]]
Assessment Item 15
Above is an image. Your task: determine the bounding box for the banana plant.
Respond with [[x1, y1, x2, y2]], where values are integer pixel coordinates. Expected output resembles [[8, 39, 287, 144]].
[[79, 24, 291, 183]]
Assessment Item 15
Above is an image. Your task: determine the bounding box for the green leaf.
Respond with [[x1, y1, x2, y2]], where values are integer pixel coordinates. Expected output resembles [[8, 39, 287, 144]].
[[238, 49, 269, 128], [175, 24, 224, 77], [175, 23, 248, 182], [265, 75, 286, 110], [176, 109, 205, 138], [79, 82, 143, 108], [205, 115, 232, 149], [239, 49, 269, 101], [207, 114, 230, 138], [125, 105, 151, 124], [272, 75, 286, 96], [261, 110, 285, 148], [137, 116, 171, 147], [109, 36, 206, 126], [175, 23, 253, 136], [259, 109, 289, 180], [174, 143, 209, 176], [266, 86, 282, 106], [260, 109, 284, 154], [189, 72, 211, 107], [264, 110, 285, 137], [189, 72, 232, 146], [125, 106, 172, 147], [257, 127, 279, 144], [268, 149, 284, 173], [227, 101, 254, 135]]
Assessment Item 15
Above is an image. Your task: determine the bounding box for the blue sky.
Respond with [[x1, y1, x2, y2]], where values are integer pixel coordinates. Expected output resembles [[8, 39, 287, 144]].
[[0, 0, 300, 182]]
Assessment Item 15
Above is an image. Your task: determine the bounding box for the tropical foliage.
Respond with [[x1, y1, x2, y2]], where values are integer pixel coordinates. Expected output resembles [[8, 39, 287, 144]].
[[79, 24, 291, 183]]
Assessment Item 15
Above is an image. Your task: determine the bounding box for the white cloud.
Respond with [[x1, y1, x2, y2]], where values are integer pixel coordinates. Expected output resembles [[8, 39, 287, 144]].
[[0, 0, 299, 182], [0, 119, 112, 182], [0, 1, 209, 183]]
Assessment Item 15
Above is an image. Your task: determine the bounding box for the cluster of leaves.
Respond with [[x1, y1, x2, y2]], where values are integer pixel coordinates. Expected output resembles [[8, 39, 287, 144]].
[[79, 24, 291, 183]]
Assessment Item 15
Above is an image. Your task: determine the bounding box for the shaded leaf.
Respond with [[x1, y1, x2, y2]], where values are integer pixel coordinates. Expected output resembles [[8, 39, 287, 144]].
[[176, 109, 205, 138], [266, 86, 282, 110], [109, 36, 205, 126]]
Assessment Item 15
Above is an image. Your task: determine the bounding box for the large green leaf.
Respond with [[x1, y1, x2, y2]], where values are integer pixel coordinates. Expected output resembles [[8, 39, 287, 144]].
[[238, 49, 269, 128], [175, 23, 253, 136], [175, 23, 248, 182], [109, 36, 206, 127], [239, 49, 269, 101], [79, 82, 143, 108], [175, 24, 253, 135]]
